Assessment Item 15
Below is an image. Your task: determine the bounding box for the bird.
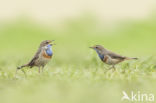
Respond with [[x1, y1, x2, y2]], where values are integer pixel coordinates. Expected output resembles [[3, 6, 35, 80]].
[[90, 45, 138, 69], [16, 40, 55, 74]]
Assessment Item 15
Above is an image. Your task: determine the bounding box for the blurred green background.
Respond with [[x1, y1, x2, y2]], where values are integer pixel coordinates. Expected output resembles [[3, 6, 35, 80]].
[[0, 7, 156, 103], [0, 14, 156, 64]]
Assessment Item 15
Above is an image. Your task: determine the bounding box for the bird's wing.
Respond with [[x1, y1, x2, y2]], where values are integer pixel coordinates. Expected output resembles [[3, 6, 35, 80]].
[[28, 48, 42, 67], [107, 50, 126, 60]]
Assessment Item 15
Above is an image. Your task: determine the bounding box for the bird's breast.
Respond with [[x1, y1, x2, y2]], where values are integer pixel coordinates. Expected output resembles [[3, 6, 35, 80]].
[[42, 50, 52, 59], [46, 48, 53, 56]]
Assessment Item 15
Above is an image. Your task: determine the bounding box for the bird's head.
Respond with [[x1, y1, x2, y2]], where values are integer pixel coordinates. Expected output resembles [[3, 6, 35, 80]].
[[90, 45, 105, 53], [40, 40, 55, 47]]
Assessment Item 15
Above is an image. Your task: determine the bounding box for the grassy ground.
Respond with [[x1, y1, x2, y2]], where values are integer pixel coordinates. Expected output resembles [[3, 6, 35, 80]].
[[0, 16, 156, 103]]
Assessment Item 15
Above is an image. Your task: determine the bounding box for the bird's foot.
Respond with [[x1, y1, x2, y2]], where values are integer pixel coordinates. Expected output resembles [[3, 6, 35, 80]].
[[107, 66, 116, 72]]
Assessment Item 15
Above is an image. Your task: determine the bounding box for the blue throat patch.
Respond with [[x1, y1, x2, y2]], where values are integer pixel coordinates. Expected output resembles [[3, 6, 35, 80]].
[[98, 53, 104, 60], [95, 49, 104, 60], [46, 45, 53, 56]]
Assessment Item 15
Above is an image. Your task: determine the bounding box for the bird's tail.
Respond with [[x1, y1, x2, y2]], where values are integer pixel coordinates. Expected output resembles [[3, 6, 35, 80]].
[[15, 64, 29, 77], [131, 57, 138, 60], [125, 57, 138, 60], [17, 64, 29, 70]]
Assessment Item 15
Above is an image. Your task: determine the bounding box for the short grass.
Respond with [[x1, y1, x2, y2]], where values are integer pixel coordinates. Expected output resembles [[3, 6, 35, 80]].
[[0, 16, 156, 103]]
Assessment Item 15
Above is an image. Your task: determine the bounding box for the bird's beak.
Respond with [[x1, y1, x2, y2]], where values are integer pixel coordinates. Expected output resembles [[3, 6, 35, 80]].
[[51, 43, 56, 46], [49, 43, 56, 46], [89, 46, 94, 49], [49, 40, 55, 46], [49, 40, 55, 43]]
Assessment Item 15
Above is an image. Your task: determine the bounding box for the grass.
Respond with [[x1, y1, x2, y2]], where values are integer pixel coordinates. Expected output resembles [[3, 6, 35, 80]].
[[0, 15, 156, 103]]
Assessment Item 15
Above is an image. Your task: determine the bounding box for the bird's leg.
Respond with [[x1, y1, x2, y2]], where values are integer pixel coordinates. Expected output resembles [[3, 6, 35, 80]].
[[108, 66, 113, 70], [14, 69, 19, 78], [111, 65, 116, 72], [15, 69, 19, 76], [38, 67, 40, 73], [108, 65, 116, 71], [41, 66, 44, 73]]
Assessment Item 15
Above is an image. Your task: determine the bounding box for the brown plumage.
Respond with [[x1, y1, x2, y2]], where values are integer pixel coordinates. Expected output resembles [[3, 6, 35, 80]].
[[90, 45, 138, 69], [16, 40, 55, 73]]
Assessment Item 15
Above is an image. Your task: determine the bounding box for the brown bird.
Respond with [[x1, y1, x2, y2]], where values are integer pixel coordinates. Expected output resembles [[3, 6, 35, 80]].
[[90, 45, 138, 69], [16, 40, 55, 74]]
